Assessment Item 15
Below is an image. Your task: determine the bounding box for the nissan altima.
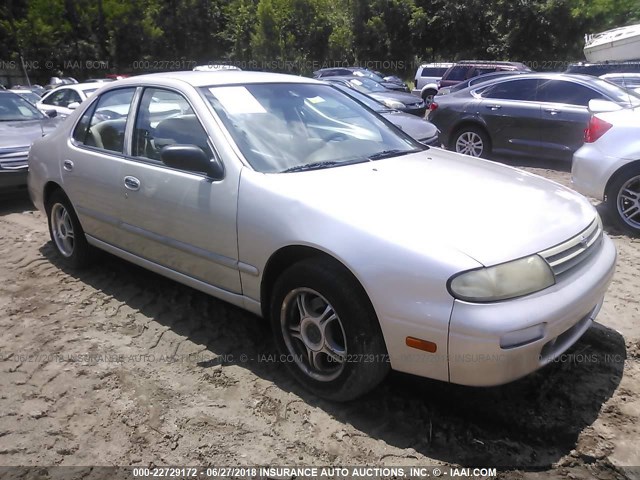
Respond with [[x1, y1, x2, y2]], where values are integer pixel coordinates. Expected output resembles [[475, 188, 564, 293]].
[[28, 71, 616, 401]]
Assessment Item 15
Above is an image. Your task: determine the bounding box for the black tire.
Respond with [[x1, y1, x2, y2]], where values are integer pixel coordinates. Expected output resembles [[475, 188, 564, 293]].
[[270, 257, 389, 401], [45, 189, 94, 268], [422, 89, 437, 107], [450, 125, 491, 158], [605, 165, 640, 236]]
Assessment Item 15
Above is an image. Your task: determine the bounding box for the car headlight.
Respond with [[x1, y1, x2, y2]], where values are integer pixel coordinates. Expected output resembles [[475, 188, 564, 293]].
[[448, 255, 555, 302], [382, 99, 405, 109]]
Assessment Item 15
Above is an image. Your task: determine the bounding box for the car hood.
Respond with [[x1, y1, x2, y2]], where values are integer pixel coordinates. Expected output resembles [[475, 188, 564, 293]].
[[381, 111, 439, 140], [371, 91, 423, 106], [0, 119, 60, 149], [264, 150, 596, 266]]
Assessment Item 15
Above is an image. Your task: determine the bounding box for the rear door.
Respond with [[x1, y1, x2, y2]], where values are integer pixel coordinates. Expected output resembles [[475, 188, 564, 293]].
[[63, 87, 137, 245], [536, 79, 605, 160], [476, 78, 542, 155]]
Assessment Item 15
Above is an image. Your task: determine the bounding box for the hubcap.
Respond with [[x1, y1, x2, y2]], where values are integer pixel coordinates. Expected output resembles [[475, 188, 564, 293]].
[[424, 94, 435, 107], [51, 203, 75, 257], [455, 131, 484, 157], [617, 175, 640, 230], [280, 288, 347, 382]]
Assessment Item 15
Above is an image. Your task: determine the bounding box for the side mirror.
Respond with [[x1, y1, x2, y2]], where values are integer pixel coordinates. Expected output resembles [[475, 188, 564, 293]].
[[588, 99, 622, 114], [67, 102, 80, 110], [160, 144, 224, 179], [44, 109, 57, 118]]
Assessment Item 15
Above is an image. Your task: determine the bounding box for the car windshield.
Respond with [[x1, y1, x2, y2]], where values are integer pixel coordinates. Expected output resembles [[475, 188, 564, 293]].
[[593, 78, 640, 106], [14, 91, 42, 105], [201, 83, 423, 173], [0, 93, 45, 121]]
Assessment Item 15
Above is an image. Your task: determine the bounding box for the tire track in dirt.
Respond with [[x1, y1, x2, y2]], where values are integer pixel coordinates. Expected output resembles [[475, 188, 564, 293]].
[[1, 179, 639, 475]]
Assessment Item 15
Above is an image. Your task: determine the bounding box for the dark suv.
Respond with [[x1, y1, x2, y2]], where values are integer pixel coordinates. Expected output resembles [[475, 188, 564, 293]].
[[564, 61, 640, 77], [439, 61, 531, 89]]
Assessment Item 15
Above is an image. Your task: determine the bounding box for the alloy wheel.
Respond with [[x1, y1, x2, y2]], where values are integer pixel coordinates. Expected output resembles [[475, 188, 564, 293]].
[[280, 287, 347, 382], [617, 175, 640, 230], [51, 203, 75, 257], [455, 131, 484, 157]]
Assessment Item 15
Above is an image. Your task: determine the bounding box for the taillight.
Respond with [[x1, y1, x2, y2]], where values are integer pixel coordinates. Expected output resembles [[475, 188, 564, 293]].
[[584, 115, 612, 143], [430, 102, 438, 111]]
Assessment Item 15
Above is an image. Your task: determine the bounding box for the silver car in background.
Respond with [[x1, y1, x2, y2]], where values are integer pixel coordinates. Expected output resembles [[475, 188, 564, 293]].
[[573, 99, 640, 235], [28, 71, 616, 400]]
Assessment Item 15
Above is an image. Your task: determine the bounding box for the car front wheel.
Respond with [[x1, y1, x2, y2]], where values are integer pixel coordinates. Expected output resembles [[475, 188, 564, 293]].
[[451, 126, 491, 158], [422, 89, 437, 107], [46, 190, 94, 268], [270, 258, 389, 401], [606, 166, 640, 235]]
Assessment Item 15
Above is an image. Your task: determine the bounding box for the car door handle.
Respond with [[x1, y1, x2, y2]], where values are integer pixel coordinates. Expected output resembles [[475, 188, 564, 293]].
[[544, 108, 560, 115], [485, 105, 502, 110], [63, 160, 74, 171], [124, 176, 140, 191]]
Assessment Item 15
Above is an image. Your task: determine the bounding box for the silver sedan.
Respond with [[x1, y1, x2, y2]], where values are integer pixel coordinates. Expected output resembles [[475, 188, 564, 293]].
[[28, 71, 616, 400]]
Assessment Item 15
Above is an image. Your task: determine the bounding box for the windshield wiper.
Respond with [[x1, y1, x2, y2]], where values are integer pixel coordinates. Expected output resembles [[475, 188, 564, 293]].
[[368, 149, 421, 161], [282, 158, 369, 173]]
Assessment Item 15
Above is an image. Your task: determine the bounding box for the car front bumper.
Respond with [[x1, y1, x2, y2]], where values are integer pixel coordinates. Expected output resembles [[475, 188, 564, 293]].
[[447, 234, 616, 386], [0, 168, 28, 190]]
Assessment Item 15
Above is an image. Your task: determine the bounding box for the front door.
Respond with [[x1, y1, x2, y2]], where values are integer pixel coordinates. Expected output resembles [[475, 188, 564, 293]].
[[116, 87, 241, 293]]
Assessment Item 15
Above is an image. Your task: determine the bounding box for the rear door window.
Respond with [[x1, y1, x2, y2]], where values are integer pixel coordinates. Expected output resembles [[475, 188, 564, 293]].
[[537, 80, 604, 106], [481, 79, 541, 101], [72, 88, 136, 153]]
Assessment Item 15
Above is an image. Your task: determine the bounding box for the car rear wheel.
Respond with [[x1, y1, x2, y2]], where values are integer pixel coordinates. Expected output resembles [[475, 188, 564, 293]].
[[270, 258, 389, 401], [451, 126, 491, 158], [606, 166, 640, 235], [46, 190, 94, 268]]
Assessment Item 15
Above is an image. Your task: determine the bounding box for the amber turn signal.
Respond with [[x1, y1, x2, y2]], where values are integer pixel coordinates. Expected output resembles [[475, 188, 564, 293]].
[[406, 336, 437, 353]]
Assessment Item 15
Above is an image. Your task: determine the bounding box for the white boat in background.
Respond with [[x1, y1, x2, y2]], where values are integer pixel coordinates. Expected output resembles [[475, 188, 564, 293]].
[[584, 24, 640, 62]]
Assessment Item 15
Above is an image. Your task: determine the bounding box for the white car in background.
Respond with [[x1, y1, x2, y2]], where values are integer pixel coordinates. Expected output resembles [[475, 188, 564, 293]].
[[572, 99, 640, 235], [36, 82, 104, 118], [411, 62, 454, 105]]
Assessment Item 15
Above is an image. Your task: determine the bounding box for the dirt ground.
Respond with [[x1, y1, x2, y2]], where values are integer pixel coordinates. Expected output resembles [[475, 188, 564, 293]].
[[1, 160, 639, 479]]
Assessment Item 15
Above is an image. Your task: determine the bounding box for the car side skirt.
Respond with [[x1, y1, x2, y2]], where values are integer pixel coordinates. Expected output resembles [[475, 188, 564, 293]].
[[85, 235, 263, 317]]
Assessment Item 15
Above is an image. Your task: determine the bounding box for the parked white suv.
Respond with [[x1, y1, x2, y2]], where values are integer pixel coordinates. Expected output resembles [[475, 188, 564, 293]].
[[572, 98, 640, 235], [412, 62, 453, 106]]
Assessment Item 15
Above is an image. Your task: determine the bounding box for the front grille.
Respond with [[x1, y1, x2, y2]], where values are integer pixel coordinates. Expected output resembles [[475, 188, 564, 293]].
[[0, 147, 29, 170], [539, 217, 603, 276]]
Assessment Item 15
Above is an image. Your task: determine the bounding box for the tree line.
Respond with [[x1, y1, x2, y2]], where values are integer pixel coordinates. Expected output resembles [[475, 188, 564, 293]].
[[1, 0, 639, 84]]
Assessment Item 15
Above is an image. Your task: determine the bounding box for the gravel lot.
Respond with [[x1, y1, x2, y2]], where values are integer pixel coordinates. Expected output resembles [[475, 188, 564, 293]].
[[1, 159, 639, 479]]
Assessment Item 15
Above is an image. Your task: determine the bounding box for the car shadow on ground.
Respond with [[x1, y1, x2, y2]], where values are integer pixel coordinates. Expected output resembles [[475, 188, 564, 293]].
[[0, 189, 35, 216], [492, 155, 572, 173], [38, 242, 626, 470]]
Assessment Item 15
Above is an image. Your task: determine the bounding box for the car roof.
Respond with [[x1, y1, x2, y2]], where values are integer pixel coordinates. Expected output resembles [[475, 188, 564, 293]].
[[470, 72, 600, 84], [48, 82, 106, 92], [113, 71, 321, 88]]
